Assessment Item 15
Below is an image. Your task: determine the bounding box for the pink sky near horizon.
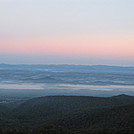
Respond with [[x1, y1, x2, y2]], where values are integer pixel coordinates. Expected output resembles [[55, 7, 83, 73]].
[[0, 0, 134, 65], [0, 35, 134, 59]]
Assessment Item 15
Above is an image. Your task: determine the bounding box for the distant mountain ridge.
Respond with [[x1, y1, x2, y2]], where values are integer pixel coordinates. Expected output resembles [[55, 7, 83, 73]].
[[0, 63, 134, 70]]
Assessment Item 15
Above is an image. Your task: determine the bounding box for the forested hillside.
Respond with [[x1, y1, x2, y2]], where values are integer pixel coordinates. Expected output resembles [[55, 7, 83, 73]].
[[0, 95, 134, 134]]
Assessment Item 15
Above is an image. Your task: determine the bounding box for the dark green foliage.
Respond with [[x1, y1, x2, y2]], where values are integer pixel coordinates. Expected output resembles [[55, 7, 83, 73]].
[[0, 128, 31, 134], [12, 95, 129, 120], [34, 125, 71, 134], [53, 103, 134, 131], [1, 95, 134, 134], [75, 128, 134, 134], [0, 105, 10, 113]]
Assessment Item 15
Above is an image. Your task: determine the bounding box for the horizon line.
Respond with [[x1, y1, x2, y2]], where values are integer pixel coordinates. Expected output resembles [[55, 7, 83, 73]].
[[0, 63, 134, 68]]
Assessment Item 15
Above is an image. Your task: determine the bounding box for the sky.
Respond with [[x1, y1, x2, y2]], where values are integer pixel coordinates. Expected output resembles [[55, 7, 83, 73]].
[[0, 0, 134, 66]]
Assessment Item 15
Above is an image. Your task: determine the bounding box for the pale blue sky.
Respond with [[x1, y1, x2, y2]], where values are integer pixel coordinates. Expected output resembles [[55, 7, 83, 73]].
[[0, 0, 134, 37], [0, 0, 134, 65]]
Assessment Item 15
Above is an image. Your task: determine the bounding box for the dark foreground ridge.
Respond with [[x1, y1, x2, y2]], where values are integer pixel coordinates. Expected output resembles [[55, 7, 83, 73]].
[[0, 94, 134, 134]]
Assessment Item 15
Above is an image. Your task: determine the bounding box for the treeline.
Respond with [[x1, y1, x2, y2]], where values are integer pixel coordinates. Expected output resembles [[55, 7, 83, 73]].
[[1, 95, 134, 134]]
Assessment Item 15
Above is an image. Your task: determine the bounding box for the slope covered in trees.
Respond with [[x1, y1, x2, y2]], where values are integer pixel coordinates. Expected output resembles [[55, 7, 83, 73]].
[[0, 94, 134, 134], [10, 95, 133, 127], [53, 103, 134, 130]]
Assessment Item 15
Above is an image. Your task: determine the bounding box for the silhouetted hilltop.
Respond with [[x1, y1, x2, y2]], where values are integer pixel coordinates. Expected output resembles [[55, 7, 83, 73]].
[[112, 94, 134, 104], [0, 94, 134, 133]]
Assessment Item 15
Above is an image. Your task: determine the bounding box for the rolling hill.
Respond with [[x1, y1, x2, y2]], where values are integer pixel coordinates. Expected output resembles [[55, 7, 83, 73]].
[[9, 95, 134, 127], [0, 94, 134, 133]]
